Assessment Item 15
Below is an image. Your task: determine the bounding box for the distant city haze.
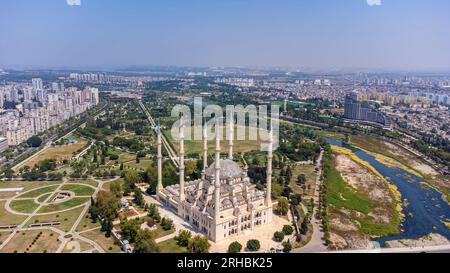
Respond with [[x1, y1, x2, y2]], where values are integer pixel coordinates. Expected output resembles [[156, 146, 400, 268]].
[[1, 0, 450, 71]]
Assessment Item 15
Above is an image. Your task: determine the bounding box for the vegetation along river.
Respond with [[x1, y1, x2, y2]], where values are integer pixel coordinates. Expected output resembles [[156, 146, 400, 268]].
[[326, 138, 450, 246]]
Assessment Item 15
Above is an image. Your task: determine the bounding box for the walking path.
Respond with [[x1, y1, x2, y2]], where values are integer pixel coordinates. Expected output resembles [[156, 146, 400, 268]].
[[0, 176, 116, 253], [138, 100, 179, 167], [293, 150, 327, 253]]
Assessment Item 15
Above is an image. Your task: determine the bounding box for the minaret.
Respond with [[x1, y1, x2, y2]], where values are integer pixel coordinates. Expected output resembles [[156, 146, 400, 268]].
[[228, 118, 233, 160], [178, 119, 185, 215], [214, 125, 221, 219], [202, 125, 208, 179], [265, 129, 273, 207], [156, 127, 163, 194]]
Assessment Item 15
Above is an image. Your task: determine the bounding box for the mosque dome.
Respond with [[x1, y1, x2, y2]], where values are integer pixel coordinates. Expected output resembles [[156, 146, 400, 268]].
[[205, 159, 243, 180]]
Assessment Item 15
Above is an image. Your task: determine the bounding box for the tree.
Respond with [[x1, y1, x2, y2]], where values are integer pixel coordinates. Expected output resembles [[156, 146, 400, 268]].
[[228, 241, 242, 253], [300, 218, 309, 235], [96, 191, 120, 221], [297, 174, 306, 185], [134, 230, 160, 253], [273, 231, 285, 242], [27, 135, 42, 147], [185, 160, 197, 177], [100, 218, 113, 237], [134, 188, 145, 207], [123, 170, 141, 195], [282, 241, 292, 253], [246, 239, 260, 252], [120, 218, 142, 243], [277, 197, 289, 216], [188, 235, 210, 253], [109, 180, 122, 197], [175, 230, 192, 247], [89, 205, 100, 223], [161, 217, 174, 231], [282, 225, 294, 235]]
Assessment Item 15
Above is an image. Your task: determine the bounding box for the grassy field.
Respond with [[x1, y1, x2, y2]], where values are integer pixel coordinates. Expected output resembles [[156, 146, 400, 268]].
[[0, 201, 28, 224], [167, 125, 263, 155], [81, 229, 122, 253], [324, 151, 401, 237], [0, 229, 60, 253], [158, 238, 187, 253], [25, 206, 85, 232], [349, 135, 423, 175], [38, 197, 90, 213], [0, 181, 60, 196], [25, 139, 88, 168], [289, 164, 317, 198], [36, 193, 52, 203], [61, 239, 94, 253], [60, 184, 95, 196], [324, 157, 372, 214], [9, 199, 40, 214], [118, 152, 137, 164], [75, 214, 101, 233], [124, 159, 153, 170], [68, 179, 99, 188], [19, 185, 59, 198]]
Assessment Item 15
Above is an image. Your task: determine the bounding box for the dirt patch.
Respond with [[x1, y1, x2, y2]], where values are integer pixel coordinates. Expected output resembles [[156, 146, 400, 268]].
[[335, 154, 392, 204], [328, 154, 395, 249]]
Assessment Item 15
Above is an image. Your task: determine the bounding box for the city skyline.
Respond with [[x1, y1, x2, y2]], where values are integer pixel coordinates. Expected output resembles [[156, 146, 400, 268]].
[[1, 0, 450, 71]]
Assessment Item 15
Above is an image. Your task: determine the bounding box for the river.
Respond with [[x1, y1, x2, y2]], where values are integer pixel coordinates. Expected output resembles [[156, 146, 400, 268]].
[[326, 138, 450, 245]]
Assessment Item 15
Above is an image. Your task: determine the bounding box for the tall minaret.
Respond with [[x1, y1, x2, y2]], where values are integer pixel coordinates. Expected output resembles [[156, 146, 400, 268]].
[[228, 117, 233, 160], [214, 124, 221, 219], [265, 129, 273, 207], [202, 125, 208, 179], [156, 127, 163, 194], [178, 119, 185, 215]]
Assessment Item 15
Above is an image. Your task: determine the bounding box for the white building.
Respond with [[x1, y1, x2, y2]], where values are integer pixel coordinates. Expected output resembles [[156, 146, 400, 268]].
[[0, 137, 8, 153], [157, 124, 273, 242]]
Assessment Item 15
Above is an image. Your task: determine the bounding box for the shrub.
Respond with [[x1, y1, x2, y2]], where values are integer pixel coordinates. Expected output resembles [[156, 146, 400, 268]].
[[282, 241, 292, 253], [246, 239, 260, 252], [228, 241, 242, 253], [273, 231, 285, 242], [282, 225, 294, 235], [174, 230, 192, 247]]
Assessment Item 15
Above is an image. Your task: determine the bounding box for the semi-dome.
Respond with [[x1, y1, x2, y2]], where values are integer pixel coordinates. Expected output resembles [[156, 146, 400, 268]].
[[205, 159, 243, 179]]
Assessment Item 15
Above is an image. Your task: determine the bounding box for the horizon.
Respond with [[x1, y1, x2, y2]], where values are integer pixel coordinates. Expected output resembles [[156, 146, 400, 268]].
[[1, 0, 450, 71]]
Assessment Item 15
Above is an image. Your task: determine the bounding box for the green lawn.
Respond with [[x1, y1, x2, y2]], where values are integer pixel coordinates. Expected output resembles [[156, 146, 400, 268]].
[[61, 184, 95, 196], [0, 201, 28, 224], [26, 206, 86, 232], [38, 197, 90, 213], [124, 159, 153, 170], [158, 238, 187, 253], [19, 185, 59, 198], [9, 199, 40, 214], [37, 193, 53, 203]]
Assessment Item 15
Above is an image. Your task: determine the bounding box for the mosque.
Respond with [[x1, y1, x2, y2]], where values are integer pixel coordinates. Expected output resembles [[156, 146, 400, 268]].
[[155, 122, 274, 242]]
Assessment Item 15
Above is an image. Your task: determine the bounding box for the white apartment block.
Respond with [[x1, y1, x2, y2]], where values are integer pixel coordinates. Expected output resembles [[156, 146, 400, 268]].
[[0, 80, 100, 148]]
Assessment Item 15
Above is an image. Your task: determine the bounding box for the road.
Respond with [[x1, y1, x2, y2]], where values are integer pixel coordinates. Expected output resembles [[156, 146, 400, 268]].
[[137, 99, 179, 167]]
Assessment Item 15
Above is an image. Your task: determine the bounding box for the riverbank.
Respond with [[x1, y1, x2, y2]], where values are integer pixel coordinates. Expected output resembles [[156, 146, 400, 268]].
[[324, 146, 402, 249], [349, 135, 450, 205]]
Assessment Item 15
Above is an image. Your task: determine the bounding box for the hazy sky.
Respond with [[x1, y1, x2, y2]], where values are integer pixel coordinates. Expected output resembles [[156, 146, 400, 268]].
[[1, 0, 449, 70]]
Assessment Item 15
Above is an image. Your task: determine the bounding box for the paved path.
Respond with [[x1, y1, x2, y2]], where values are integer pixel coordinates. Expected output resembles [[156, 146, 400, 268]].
[[138, 100, 179, 167], [293, 150, 327, 253], [0, 177, 115, 253]]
